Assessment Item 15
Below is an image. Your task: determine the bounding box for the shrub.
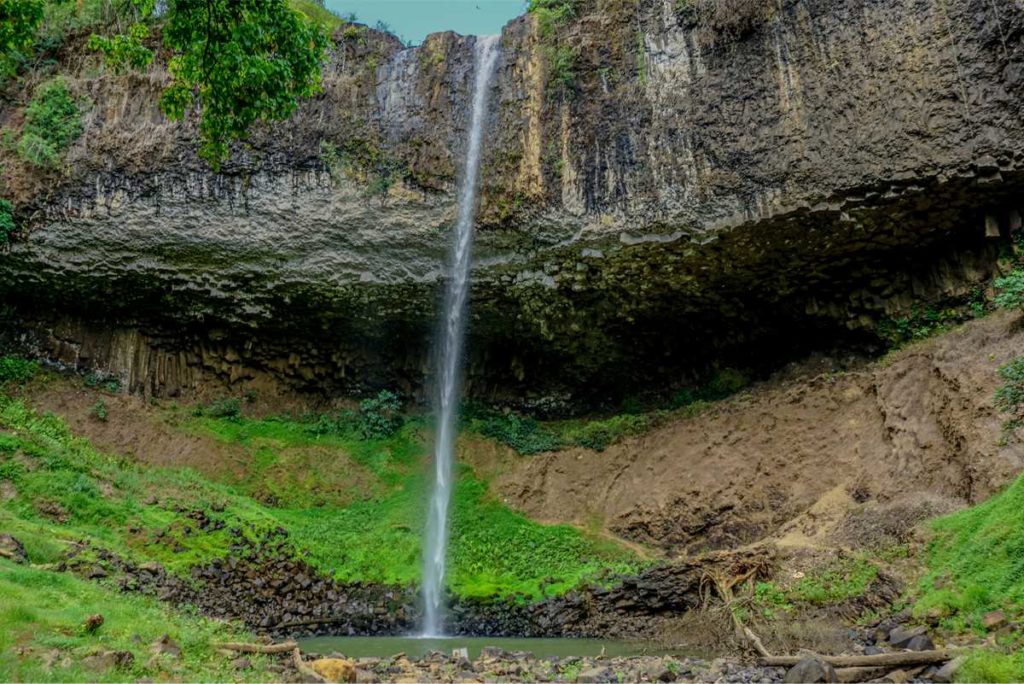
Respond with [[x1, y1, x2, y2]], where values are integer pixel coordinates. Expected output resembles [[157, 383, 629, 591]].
[[87, 22, 153, 71], [547, 45, 577, 91], [995, 357, 1024, 425], [358, 390, 402, 439], [476, 412, 563, 455], [18, 78, 82, 168], [0, 198, 13, 243], [994, 269, 1024, 311], [528, 0, 578, 38], [90, 399, 108, 422], [197, 397, 241, 420], [0, 356, 37, 384]]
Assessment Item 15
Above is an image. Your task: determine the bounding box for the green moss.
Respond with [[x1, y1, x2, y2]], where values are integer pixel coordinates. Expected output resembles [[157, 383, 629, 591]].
[[0, 559, 275, 682]]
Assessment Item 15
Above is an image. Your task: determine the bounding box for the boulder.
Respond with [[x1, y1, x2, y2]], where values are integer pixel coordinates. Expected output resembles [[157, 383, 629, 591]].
[[783, 658, 839, 683], [230, 657, 252, 670], [83, 614, 104, 633], [83, 650, 134, 671], [0, 534, 28, 564], [150, 634, 182, 658], [577, 666, 612, 683], [931, 656, 966, 683], [982, 610, 1007, 630], [888, 625, 928, 648], [310, 658, 357, 683], [905, 634, 936, 652]]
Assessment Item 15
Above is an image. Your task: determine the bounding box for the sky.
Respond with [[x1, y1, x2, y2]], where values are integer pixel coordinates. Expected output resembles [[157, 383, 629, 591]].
[[325, 0, 528, 45]]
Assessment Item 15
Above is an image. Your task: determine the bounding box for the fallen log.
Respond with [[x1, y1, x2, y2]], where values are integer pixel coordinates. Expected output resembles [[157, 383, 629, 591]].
[[292, 647, 327, 683], [834, 666, 891, 683], [214, 640, 299, 654], [763, 650, 955, 669]]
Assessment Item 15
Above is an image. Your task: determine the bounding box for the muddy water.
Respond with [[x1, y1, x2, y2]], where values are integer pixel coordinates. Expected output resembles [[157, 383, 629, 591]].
[[298, 636, 684, 660]]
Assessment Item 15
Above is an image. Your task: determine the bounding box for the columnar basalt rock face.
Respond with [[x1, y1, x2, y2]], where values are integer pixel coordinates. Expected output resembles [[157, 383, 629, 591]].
[[1, 0, 1022, 403]]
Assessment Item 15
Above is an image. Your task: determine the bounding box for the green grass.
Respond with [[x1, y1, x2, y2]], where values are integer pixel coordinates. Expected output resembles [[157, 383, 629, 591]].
[[749, 557, 879, 619], [914, 471, 1024, 630], [956, 649, 1024, 683], [0, 559, 274, 682], [0, 376, 640, 601]]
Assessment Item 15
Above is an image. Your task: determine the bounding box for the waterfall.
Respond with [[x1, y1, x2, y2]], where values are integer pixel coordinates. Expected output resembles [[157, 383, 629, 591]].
[[421, 34, 501, 638]]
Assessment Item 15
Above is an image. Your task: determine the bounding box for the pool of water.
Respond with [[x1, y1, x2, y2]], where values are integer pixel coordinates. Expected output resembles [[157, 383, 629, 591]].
[[298, 636, 678, 661]]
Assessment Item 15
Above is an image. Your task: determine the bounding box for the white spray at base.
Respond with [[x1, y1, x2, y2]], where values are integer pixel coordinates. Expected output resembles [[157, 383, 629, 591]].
[[421, 35, 501, 638]]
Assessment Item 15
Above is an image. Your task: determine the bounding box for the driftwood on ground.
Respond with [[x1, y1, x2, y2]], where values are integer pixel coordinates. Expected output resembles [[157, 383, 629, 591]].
[[763, 650, 955, 668], [214, 640, 299, 654]]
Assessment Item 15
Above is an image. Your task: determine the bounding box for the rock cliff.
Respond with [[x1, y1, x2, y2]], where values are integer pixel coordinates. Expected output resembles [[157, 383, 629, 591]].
[[1, 0, 1022, 405]]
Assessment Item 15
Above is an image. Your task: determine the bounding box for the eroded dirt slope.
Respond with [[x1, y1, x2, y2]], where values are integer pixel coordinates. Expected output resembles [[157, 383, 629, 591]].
[[467, 312, 1024, 556]]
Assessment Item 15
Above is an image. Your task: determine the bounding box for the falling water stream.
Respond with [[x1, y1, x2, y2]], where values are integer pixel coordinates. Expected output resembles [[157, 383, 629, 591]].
[[421, 35, 501, 638]]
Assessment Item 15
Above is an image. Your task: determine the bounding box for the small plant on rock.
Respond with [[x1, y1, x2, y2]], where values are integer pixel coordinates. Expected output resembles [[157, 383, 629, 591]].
[[994, 269, 1024, 312], [0, 199, 14, 243], [90, 399, 108, 422]]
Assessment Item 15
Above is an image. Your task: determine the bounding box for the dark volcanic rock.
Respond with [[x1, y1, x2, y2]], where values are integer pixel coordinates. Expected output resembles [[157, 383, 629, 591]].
[[1, 0, 1022, 405], [0, 534, 28, 564], [783, 658, 838, 684]]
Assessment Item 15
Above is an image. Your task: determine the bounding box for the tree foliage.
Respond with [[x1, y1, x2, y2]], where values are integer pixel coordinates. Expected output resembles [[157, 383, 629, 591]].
[[159, 0, 329, 167], [88, 20, 153, 71], [0, 0, 44, 53]]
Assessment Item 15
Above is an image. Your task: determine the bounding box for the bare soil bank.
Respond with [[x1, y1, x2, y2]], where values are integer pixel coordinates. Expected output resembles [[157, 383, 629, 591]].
[[468, 311, 1024, 557]]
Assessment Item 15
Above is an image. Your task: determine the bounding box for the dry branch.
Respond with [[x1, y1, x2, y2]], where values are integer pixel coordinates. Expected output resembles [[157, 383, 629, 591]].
[[214, 640, 298, 654], [763, 650, 956, 668]]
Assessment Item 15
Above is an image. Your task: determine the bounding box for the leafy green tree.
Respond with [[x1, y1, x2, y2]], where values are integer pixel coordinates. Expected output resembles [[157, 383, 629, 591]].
[[0, 0, 44, 53], [159, 0, 329, 168]]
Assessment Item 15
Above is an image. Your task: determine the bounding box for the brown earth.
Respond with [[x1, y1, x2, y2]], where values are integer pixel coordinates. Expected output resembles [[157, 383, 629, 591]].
[[464, 311, 1024, 557], [24, 385, 382, 507]]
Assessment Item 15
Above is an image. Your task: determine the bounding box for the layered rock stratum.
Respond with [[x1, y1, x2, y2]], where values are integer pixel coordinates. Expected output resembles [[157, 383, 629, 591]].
[[1, 0, 1022, 404]]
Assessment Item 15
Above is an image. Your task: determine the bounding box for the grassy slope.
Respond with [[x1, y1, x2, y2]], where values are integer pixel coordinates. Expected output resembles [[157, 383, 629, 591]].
[[912, 472, 1024, 682], [0, 559, 275, 682], [186, 412, 640, 597], [0, 373, 640, 600]]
